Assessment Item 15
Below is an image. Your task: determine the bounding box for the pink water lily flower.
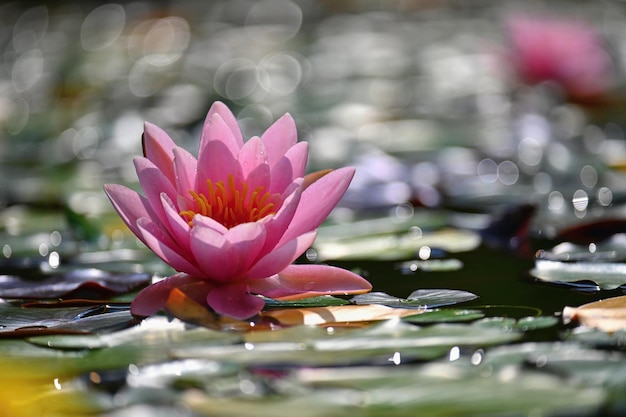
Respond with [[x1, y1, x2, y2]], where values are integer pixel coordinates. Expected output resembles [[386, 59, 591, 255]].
[[506, 14, 614, 99], [105, 102, 371, 320]]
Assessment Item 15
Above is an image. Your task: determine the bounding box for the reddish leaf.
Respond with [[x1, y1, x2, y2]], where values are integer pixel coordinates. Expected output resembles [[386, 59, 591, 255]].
[[0, 269, 151, 300]]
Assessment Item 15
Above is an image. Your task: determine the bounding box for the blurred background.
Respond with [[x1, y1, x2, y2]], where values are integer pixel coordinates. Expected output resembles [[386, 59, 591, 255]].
[[3, 0, 626, 257]]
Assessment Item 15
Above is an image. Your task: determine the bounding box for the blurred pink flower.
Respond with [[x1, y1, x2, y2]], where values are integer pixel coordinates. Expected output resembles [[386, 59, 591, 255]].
[[105, 102, 371, 320], [506, 14, 614, 99]]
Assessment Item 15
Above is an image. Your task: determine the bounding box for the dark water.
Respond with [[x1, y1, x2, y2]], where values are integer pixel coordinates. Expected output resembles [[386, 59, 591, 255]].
[[345, 246, 617, 322]]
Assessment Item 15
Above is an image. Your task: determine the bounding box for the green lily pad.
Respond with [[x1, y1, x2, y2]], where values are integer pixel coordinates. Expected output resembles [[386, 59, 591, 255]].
[[0, 302, 135, 337], [403, 308, 485, 323], [312, 228, 480, 261], [530, 259, 626, 290], [263, 295, 349, 308], [398, 258, 463, 272], [351, 289, 478, 308], [171, 319, 521, 367], [473, 316, 559, 332]]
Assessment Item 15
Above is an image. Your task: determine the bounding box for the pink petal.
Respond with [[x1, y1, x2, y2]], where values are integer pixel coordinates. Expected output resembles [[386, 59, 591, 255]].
[[196, 138, 243, 192], [160, 193, 191, 253], [269, 141, 308, 194], [279, 167, 355, 245], [103, 184, 159, 245], [143, 122, 177, 185], [238, 136, 270, 192], [134, 157, 178, 223], [206, 101, 244, 146], [245, 230, 317, 279], [225, 222, 267, 269], [206, 282, 265, 319], [190, 222, 266, 282], [137, 218, 204, 277], [172, 147, 197, 196], [199, 112, 241, 163], [260, 179, 302, 253], [261, 113, 297, 170], [192, 214, 228, 235], [131, 273, 212, 317], [248, 264, 372, 300]]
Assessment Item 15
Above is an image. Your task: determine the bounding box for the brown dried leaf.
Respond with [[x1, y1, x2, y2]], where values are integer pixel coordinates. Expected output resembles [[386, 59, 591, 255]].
[[261, 304, 424, 326], [164, 288, 221, 330], [563, 295, 626, 333]]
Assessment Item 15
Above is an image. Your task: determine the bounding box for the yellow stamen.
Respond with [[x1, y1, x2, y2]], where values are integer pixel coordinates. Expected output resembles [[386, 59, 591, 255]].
[[179, 174, 280, 229]]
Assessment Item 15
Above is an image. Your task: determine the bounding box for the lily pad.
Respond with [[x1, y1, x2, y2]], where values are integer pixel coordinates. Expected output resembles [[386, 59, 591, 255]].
[[263, 295, 349, 308], [351, 289, 478, 308], [312, 228, 481, 261], [171, 319, 522, 367], [0, 302, 135, 337], [473, 316, 559, 331], [403, 308, 485, 323], [398, 258, 463, 272], [530, 259, 626, 290], [564, 295, 626, 332], [261, 304, 423, 326], [182, 342, 604, 417], [0, 269, 151, 299]]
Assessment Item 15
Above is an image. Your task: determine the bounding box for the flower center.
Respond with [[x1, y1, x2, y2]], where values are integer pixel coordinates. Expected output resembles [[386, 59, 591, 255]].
[[180, 174, 280, 229]]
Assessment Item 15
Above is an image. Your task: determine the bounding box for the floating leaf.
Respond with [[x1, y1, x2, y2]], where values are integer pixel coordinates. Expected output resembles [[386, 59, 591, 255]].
[[563, 295, 626, 332], [530, 259, 626, 290], [480, 203, 536, 255], [557, 218, 626, 244], [25, 316, 243, 375], [403, 308, 485, 323], [537, 237, 626, 263], [261, 304, 422, 326], [0, 302, 135, 337], [172, 319, 522, 367], [473, 316, 559, 331], [398, 258, 463, 272], [312, 228, 480, 261], [263, 295, 349, 308], [164, 288, 220, 330], [351, 289, 478, 308], [515, 315, 559, 331], [316, 211, 447, 241], [564, 326, 626, 350], [125, 358, 238, 390], [0, 269, 151, 299]]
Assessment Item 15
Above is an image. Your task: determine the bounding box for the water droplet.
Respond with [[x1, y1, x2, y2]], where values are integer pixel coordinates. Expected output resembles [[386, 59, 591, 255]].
[[471, 349, 484, 365], [409, 226, 422, 239], [305, 248, 318, 261], [572, 189, 589, 211], [548, 191, 564, 212], [449, 346, 461, 361], [49, 231, 62, 246], [597, 187, 612, 206], [580, 165, 598, 188], [497, 160, 519, 185], [418, 246, 431, 260], [477, 158, 497, 183], [239, 378, 257, 395], [388, 351, 401, 365], [48, 251, 60, 269], [38, 243, 49, 257]]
